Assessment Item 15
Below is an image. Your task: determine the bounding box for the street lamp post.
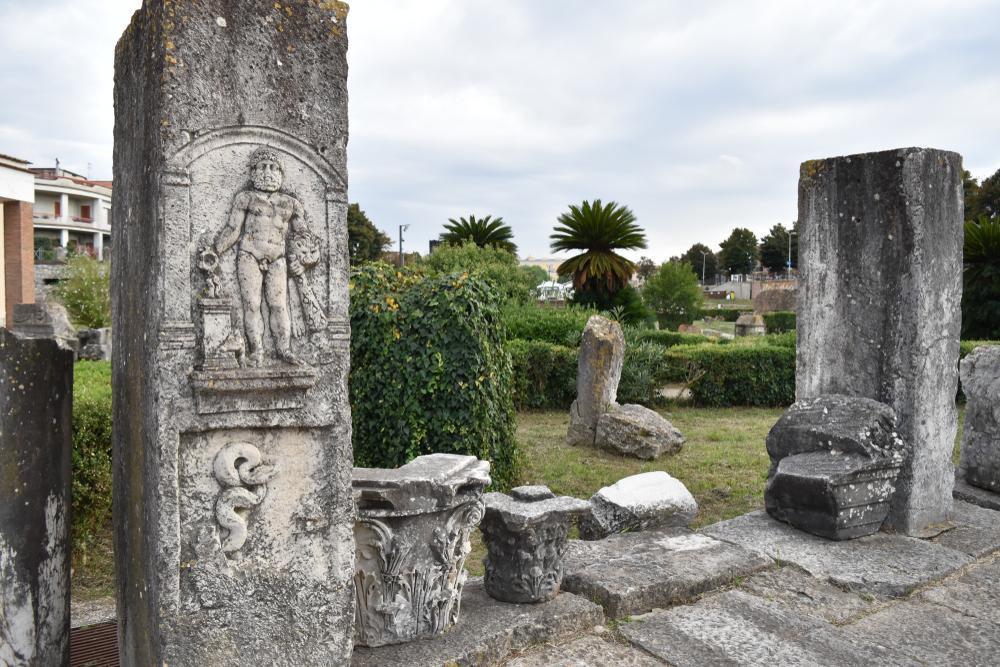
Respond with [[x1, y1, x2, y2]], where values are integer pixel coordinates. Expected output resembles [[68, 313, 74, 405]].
[[700, 251, 708, 285], [398, 224, 409, 267], [787, 229, 797, 277]]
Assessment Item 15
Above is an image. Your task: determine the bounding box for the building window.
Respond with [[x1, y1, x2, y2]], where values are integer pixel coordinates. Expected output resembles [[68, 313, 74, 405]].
[[54, 201, 61, 216], [80, 204, 91, 220]]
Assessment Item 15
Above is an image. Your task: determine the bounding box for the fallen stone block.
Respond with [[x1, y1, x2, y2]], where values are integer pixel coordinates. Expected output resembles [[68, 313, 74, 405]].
[[594, 403, 685, 459], [953, 473, 1000, 511], [562, 528, 772, 618], [958, 345, 1000, 493], [579, 471, 697, 540], [764, 394, 905, 539]]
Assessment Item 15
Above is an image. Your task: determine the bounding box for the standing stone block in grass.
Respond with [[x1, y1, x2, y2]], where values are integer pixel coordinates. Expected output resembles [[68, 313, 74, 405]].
[[797, 147, 963, 536], [481, 485, 591, 603], [579, 471, 698, 540], [958, 346, 1000, 494], [764, 395, 907, 540], [568, 316, 684, 459], [0, 329, 73, 666], [112, 2, 354, 664]]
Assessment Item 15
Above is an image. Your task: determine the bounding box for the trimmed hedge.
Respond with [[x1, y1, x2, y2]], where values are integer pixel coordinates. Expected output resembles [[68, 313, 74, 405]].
[[501, 303, 597, 347], [72, 361, 113, 551], [763, 311, 796, 334], [350, 263, 519, 489], [628, 329, 712, 348], [508, 339, 577, 409], [666, 343, 796, 407], [699, 308, 742, 322]]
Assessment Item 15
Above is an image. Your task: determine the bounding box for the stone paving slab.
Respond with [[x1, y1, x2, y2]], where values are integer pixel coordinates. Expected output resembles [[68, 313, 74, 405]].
[[71, 597, 117, 629], [954, 475, 1000, 510], [351, 579, 603, 667], [919, 557, 1000, 626], [738, 565, 879, 624], [505, 633, 665, 666], [701, 511, 971, 597], [618, 590, 910, 666], [561, 528, 773, 619], [847, 599, 1000, 666], [931, 500, 1000, 557]]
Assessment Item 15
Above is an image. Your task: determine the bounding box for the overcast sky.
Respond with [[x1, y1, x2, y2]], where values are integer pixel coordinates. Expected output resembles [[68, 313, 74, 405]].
[[1, 1, 998, 260]]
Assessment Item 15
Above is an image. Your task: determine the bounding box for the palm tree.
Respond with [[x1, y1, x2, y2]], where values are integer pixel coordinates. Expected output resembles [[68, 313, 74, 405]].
[[441, 214, 517, 254], [962, 215, 1000, 339], [550, 199, 647, 294]]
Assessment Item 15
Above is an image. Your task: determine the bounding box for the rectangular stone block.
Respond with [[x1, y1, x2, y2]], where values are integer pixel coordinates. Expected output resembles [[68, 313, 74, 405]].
[[0, 329, 73, 665], [797, 148, 964, 535], [112, 3, 354, 664]]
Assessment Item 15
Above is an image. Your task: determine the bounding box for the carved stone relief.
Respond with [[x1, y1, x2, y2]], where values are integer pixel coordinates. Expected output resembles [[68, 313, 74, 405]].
[[212, 442, 275, 555]]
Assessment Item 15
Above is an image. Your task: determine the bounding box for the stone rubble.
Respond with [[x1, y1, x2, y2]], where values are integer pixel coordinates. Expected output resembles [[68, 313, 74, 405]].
[[579, 471, 697, 540]]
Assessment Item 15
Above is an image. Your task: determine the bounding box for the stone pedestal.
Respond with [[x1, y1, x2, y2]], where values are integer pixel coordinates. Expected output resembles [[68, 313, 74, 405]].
[[958, 346, 1000, 493], [353, 454, 491, 647], [797, 148, 963, 536], [0, 329, 73, 665], [481, 486, 591, 603], [764, 395, 906, 540], [11, 302, 78, 353], [734, 313, 765, 337], [112, 3, 354, 664]]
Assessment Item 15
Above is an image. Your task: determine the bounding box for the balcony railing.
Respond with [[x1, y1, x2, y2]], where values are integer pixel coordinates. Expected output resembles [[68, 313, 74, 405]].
[[32, 213, 94, 224]]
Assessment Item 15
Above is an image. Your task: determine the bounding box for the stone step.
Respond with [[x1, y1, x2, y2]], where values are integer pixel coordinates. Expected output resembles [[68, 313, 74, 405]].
[[561, 528, 773, 619]]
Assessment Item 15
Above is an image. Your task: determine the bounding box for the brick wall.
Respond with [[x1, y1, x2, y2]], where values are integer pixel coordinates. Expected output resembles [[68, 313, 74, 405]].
[[4, 200, 35, 324]]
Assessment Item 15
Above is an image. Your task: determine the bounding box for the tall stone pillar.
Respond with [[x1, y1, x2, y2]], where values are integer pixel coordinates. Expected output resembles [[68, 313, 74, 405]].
[[0, 329, 73, 666], [797, 147, 963, 536], [112, 2, 354, 664], [3, 200, 35, 326]]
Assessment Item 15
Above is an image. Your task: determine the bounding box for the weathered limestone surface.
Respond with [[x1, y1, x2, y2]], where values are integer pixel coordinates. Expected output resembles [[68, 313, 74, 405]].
[[567, 315, 624, 447], [11, 302, 78, 353], [506, 633, 664, 667], [579, 471, 697, 540], [481, 486, 590, 603], [353, 454, 490, 647], [919, 557, 1000, 625], [797, 148, 964, 536], [562, 528, 772, 618], [0, 329, 73, 666], [953, 473, 1000, 511], [958, 346, 1000, 493], [620, 590, 901, 666], [734, 312, 765, 337], [739, 566, 879, 624], [752, 287, 796, 314], [112, 3, 354, 664], [350, 579, 603, 667], [594, 403, 685, 459], [764, 394, 906, 539], [568, 316, 684, 458], [930, 500, 1000, 558], [702, 511, 970, 597]]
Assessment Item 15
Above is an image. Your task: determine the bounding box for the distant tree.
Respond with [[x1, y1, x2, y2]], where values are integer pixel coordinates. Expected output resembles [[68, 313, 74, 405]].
[[680, 243, 719, 283], [550, 199, 647, 307], [441, 214, 517, 254], [418, 241, 537, 304], [974, 169, 1000, 221], [642, 261, 703, 330], [719, 227, 758, 275], [53, 253, 110, 328], [520, 265, 550, 289], [962, 215, 1000, 339], [636, 256, 658, 282], [347, 203, 390, 265], [758, 223, 798, 273], [964, 170, 982, 222]]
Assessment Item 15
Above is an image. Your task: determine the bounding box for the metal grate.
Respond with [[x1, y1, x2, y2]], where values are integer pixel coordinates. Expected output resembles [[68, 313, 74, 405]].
[[70, 621, 119, 667]]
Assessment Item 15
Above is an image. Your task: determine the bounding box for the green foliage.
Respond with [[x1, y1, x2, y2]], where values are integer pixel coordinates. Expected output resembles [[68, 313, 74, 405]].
[[72, 361, 113, 553], [550, 199, 647, 294], [618, 341, 675, 406], [420, 241, 537, 305], [349, 263, 519, 489], [53, 253, 110, 328], [636, 256, 658, 282], [574, 285, 653, 327], [758, 223, 798, 273], [719, 227, 758, 275], [962, 216, 1000, 339], [666, 342, 795, 407], [628, 329, 711, 347], [965, 167, 1000, 221], [762, 311, 796, 334], [521, 264, 550, 289], [680, 243, 718, 283], [347, 203, 391, 265], [642, 261, 704, 330], [441, 214, 517, 254], [699, 308, 742, 322], [507, 339, 578, 409], [502, 303, 597, 346]]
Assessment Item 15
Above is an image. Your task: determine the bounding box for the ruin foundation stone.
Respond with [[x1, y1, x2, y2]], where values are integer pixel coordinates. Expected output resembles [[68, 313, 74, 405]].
[[11, 303, 78, 353], [764, 395, 906, 540], [797, 147, 963, 536], [353, 454, 491, 647], [481, 485, 591, 603], [112, 3, 354, 664], [568, 315, 684, 459], [579, 471, 698, 540], [958, 346, 1000, 494], [0, 329, 73, 665]]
